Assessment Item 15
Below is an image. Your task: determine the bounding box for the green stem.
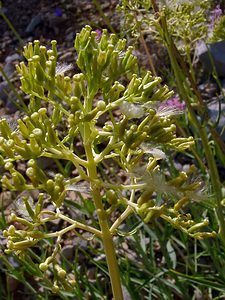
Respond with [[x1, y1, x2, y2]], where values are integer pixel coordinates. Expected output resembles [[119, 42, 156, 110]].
[[92, 0, 116, 33], [44, 217, 101, 238], [110, 206, 133, 235], [0, 66, 28, 112], [84, 122, 123, 300], [134, 13, 157, 76]]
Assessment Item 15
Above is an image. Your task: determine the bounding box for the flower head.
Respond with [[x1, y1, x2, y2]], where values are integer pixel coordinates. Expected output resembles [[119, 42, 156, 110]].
[[54, 7, 63, 17], [158, 96, 185, 116]]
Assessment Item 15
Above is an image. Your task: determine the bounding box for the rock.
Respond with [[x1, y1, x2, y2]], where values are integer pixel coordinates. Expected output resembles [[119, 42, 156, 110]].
[[196, 40, 225, 77], [1, 61, 15, 79], [45, 12, 67, 35], [0, 81, 10, 103], [6, 91, 18, 113], [61, 244, 75, 261], [208, 100, 225, 141], [198, 82, 219, 100], [25, 14, 43, 35], [5, 53, 20, 64], [221, 78, 225, 94], [65, 31, 75, 42]]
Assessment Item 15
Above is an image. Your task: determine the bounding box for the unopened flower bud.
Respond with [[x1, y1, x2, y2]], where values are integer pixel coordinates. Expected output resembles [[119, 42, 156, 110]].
[[8, 225, 16, 235], [97, 100, 106, 111], [39, 262, 48, 272]]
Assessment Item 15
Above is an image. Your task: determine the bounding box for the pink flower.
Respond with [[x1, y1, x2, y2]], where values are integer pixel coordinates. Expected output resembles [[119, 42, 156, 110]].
[[159, 96, 186, 114], [209, 5, 223, 30]]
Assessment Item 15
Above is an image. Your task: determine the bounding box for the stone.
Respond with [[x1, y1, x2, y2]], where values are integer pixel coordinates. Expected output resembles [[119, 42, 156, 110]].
[[61, 244, 75, 261], [6, 91, 18, 113], [196, 40, 225, 77], [208, 100, 225, 141], [0, 81, 10, 103], [5, 53, 20, 64], [198, 82, 219, 100], [25, 14, 43, 35], [2, 61, 15, 78]]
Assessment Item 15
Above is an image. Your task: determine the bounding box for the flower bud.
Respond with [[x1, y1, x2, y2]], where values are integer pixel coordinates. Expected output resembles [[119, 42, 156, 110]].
[[106, 81, 125, 102], [10, 213, 17, 221], [55, 265, 66, 278], [121, 46, 133, 68], [106, 189, 117, 205], [0, 140, 15, 158], [97, 100, 106, 111], [46, 179, 54, 192], [137, 191, 154, 206], [33, 40, 40, 55], [99, 29, 109, 50], [17, 119, 30, 138], [5, 162, 14, 171], [16, 61, 28, 75], [39, 262, 48, 272], [174, 197, 189, 211], [55, 174, 64, 184], [27, 231, 44, 239], [52, 283, 59, 294], [51, 40, 57, 58], [1, 175, 14, 190], [187, 219, 209, 233], [125, 54, 137, 70], [29, 134, 42, 156], [23, 116, 35, 132], [11, 240, 35, 250], [0, 119, 12, 139], [46, 125, 57, 145], [168, 172, 187, 187], [8, 225, 16, 235], [143, 77, 162, 95], [130, 132, 147, 149], [97, 50, 107, 68], [23, 42, 33, 59], [26, 167, 35, 178], [12, 172, 26, 189]]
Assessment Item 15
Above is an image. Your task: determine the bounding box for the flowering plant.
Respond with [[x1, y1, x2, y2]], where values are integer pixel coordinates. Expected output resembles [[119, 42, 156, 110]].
[[1, 26, 215, 299]]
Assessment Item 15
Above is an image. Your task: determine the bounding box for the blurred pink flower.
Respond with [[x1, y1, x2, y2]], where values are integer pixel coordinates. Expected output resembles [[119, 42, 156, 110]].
[[209, 5, 222, 31], [160, 96, 186, 112]]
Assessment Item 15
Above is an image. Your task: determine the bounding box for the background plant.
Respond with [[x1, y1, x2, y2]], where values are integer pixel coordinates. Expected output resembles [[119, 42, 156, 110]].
[[118, 0, 225, 242]]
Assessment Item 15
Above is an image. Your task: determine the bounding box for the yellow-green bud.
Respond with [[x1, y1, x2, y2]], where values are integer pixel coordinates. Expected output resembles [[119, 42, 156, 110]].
[[55, 265, 66, 278], [106, 189, 117, 205], [4, 162, 13, 171], [8, 225, 16, 235], [97, 100, 106, 111], [52, 284, 59, 294], [39, 262, 48, 272]]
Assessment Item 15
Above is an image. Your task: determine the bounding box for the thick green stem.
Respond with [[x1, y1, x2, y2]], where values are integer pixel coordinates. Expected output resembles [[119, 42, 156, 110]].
[[84, 123, 123, 300]]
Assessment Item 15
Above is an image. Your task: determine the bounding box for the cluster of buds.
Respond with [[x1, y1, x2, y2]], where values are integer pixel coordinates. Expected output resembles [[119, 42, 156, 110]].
[[135, 164, 216, 239]]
